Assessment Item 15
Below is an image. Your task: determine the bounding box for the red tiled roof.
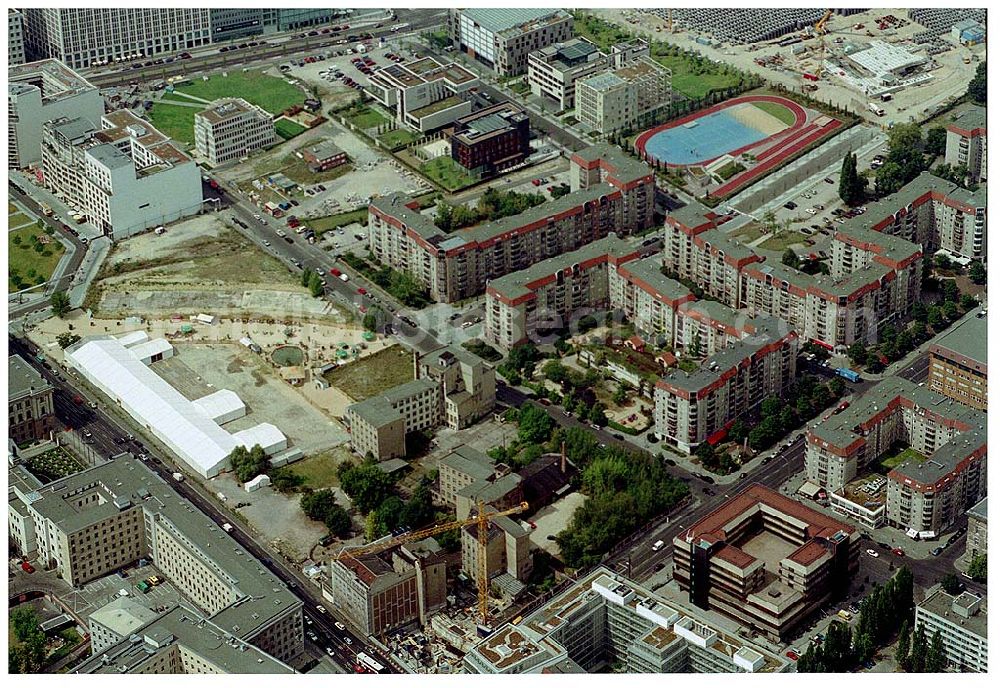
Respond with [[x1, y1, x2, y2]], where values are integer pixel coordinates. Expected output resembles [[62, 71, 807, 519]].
[[714, 544, 756, 569], [787, 540, 829, 567]]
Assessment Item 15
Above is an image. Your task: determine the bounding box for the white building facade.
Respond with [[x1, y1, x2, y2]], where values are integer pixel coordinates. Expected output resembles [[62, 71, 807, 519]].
[[194, 98, 276, 166]]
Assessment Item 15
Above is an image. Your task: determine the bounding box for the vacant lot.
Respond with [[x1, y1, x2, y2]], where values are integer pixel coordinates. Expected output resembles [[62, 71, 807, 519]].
[[275, 119, 308, 140], [148, 102, 201, 145], [86, 214, 341, 320], [422, 156, 476, 191], [9, 226, 65, 292], [323, 344, 414, 400], [286, 446, 354, 490], [337, 102, 390, 130], [306, 208, 368, 235]]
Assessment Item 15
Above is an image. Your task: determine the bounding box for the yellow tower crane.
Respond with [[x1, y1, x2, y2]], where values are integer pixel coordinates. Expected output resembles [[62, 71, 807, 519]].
[[815, 9, 833, 35], [330, 501, 530, 625]]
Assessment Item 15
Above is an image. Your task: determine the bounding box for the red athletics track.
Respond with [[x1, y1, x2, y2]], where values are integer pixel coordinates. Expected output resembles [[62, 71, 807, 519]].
[[634, 95, 809, 168]]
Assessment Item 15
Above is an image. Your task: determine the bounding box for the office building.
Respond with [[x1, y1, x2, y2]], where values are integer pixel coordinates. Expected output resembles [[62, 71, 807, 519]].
[[78, 604, 295, 673], [945, 105, 987, 183], [914, 589, 987, 673], [328, 541, 447, 636], [194, 98, 276, 166], [369, 145, 654, 303], [8, 355, 56, 444], [928, 308, 987, 410], [346, 346, 496, 460], [448, 8, 573, 76], [301, 140, 348, 172], [435, 446, 497, 506], [41, 110, 203, 240], [9, 9, 25, 66], [8, 455, 303, 662], [366, 56, 478, 133], [450, 102, 531, 178], [8, 59, 103, 169], [575, 57, 672, 135], [461, 508, 532, 595], [209, 9, 267, 42], [965, 497, 987, 563], [465, 567, 790, 673], [806, 377, 986, 536], [528, 38, 608, 111], [268, 9, 340, 32], [654, 321, 798, 454], [672, 485, 859, 642], [21, 9, 211, 70]]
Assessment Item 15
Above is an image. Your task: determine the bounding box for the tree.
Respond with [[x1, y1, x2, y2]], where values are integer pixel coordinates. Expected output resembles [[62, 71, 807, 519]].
[[612, 383, 628, 406], [925, 126, 947, 158], [588, 402, 608, 427], [374, 496, 404, 536], [434, 526, 461, 552], [761, 396, 782, 418], [270, 467, 305, 493], [301, 268, 311, 287], [940, 572, 963, 595], [50, 290, 70, 317], [434, 200, 453, 231], [839, 152, 865, 205], [912, 301, 928, 322], [941, 279, 959, 302], [56, 332, 81, 349], [400, 484, 435, 529], [909, 624, 927, 673], [323, 504, 352, 537], [227, 444, 268, 483], [307, 271, 324, 297], [969, 260, 986, 285], [827, 376, 845, 397], [941, 300, 958, 322], [875, 161, 906, 196], [896, 620, 912, 670], [967, 62, 986, 105], [781, 247, 800, 269], [687, 332, 703, 358], [518, 405, 554, 444], [967, 553, 987, 582], [926, 305, 943, 330], [300, 489, 339, 521], [339, 463, 397, 513], [960, 293, 978, 311], [847, 341, 867, 365], [926, 630, 947, 673]]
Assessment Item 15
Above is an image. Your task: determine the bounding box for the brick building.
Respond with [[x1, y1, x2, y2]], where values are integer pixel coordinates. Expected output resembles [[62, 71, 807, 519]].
[[8, 354, 56, 444], [450, 102, 531, 178]]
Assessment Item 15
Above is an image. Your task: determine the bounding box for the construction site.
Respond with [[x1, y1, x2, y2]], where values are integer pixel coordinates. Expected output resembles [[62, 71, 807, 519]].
[[611, 8, 984, 124]]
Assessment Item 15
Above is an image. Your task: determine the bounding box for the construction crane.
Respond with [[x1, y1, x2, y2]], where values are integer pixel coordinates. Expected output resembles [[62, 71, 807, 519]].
[[814, 9, 833, 35], [331, 501, 530, 625]]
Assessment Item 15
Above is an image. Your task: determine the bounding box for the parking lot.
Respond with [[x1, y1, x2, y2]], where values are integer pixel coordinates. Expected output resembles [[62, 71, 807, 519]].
[[61, 562, 179, 621]]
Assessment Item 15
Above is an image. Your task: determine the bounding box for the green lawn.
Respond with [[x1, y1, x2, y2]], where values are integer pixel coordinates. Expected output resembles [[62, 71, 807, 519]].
[[173, 72, 303, 115], [9, 226, 65, 292], [148, 102, 200, 145], [279, 157, 353, 185], [377, 128, 418, 150], [421, 156, 477, 191], [9, 212, 33, 227], [759, 231, 803, 252], [653, 53, 741, 100], [274, 119, 308, 140], [306, 208, 368, 235], [716, 161, 746, 180], [881, 447, 928, 471], [286, 448, 353, 490], [754, 101, 797, 127], [337, 103, 390, 130]]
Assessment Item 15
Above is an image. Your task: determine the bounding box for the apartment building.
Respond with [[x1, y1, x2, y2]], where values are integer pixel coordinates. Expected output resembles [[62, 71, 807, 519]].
[[928, 308, 987, 410], [450, 102, 531, 178], [78, 604, 295, 674], [465, 567, 790, 673], [41, 110, 203, 240], [654, 321, 798, 453], [366, 56, 477, 132], [9, 9, 25, 66], [945, 106, 986, 183], [806, 377, 986, 536], [8, 455, 304, 662], [435, 446, 496, 506], [8, 355, 56, 444], [485, 235, 640, 350], [914, 589, 987, 673], [855, 170, 987, 262], [575, 57, 672, 135], [461, 508, 533, 592], [448, 8, 573, 76], [369, 145, 654, 303], [674, 300, 760, 359], [610, 255, 696, 346], [8, 59, 103, 169], [194, 98, 276, 166], [672, 485, 859, 642], [21, 9, 212, 70], [328, 541, 447, 635], [964, 497, 987, 562]]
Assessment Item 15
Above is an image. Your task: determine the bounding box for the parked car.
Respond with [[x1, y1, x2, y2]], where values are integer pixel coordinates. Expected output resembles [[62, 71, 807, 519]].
[[20, 561, 35, 573], [316, 605, 327, 614], [892, 547, 905, 556], [866, 548, 879, 558], [334, 621, 346, 631]]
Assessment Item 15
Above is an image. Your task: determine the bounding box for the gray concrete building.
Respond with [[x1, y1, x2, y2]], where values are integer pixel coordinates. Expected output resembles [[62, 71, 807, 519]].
[[914, 588, 987, 673], [945, 105, 986, 183], [9, 9, 25, 66], [964, 497, 987, 564], [8, 354, 56, 444], [448, 8, 573, 76]]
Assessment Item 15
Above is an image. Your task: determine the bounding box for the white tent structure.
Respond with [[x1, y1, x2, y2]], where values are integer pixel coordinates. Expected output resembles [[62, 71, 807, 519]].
[[192, 389, 246, 425], [65, 338, 288, 478]]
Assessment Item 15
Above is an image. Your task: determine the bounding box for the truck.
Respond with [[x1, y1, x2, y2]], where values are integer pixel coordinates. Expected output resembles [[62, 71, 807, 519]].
[[172, 472, 184, 481], [39, 202, 53, 217], [868, 103, 885, 116], [834, 367, 861, 383], [803, 72, 819, 81]]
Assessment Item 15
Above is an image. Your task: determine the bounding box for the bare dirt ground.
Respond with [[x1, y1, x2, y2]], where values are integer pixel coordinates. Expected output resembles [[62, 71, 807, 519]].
[[86, 213, 345, 322]]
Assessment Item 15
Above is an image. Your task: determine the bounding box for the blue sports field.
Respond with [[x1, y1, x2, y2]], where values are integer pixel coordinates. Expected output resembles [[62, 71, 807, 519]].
[[642, 109, 769, 166]]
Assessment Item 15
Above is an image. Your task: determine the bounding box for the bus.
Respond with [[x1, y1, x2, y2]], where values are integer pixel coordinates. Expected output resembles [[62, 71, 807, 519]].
[[834, 367, 860, 383], [356, 652, 384, 673]]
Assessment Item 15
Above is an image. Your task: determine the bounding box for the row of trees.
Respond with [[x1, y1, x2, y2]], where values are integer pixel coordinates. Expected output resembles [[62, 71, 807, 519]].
[[895, 622, 948, 673], [341, 252, 430, 308], [433, 188, 546, 232], [799, 568, 914, 672], [9, 607, 48, 673], [300, 488, 352, 538], [301, 268, 325, 297]]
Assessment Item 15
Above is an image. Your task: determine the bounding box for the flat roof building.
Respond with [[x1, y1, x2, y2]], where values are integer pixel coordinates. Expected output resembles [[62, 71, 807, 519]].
[[448, 9, 573, 76], [450, 102, 531, 178], [366, 56, 478, 133], [928, 307, 987, 410], [195, 97, 276, 166], [965, 497, 987, 565], [465, 567, 790, 673], [8, 354, 56, 445], [945, 105, 987, 183], [8, 58, 102, 169], [575, 56, 672, 135], [914, 588, 987, 673], [672, 484, 859, 641]]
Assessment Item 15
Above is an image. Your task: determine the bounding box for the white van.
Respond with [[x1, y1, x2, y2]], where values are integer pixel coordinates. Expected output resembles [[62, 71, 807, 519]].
[[652, 540, 665, 552]]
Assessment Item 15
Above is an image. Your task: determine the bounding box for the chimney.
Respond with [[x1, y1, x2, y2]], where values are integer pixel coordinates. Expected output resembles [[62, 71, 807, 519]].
[[413, 349, 420, 379], [561, 442, 566, 474]]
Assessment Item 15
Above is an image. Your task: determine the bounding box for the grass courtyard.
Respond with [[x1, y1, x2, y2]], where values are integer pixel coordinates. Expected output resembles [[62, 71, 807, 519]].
[[421, 156, 477, 192], [758, 230, 804, 252], [336, 102, 390, 130], [323, 344, 414, 400], [377, 128, 418, 150], [306, 208, 368, 235], [9, 225, 65, 292], [881, 447, 928, 471], [25, 447, 86, 483], [148, 102, 202, 145], [275, 119, 308, 141]]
